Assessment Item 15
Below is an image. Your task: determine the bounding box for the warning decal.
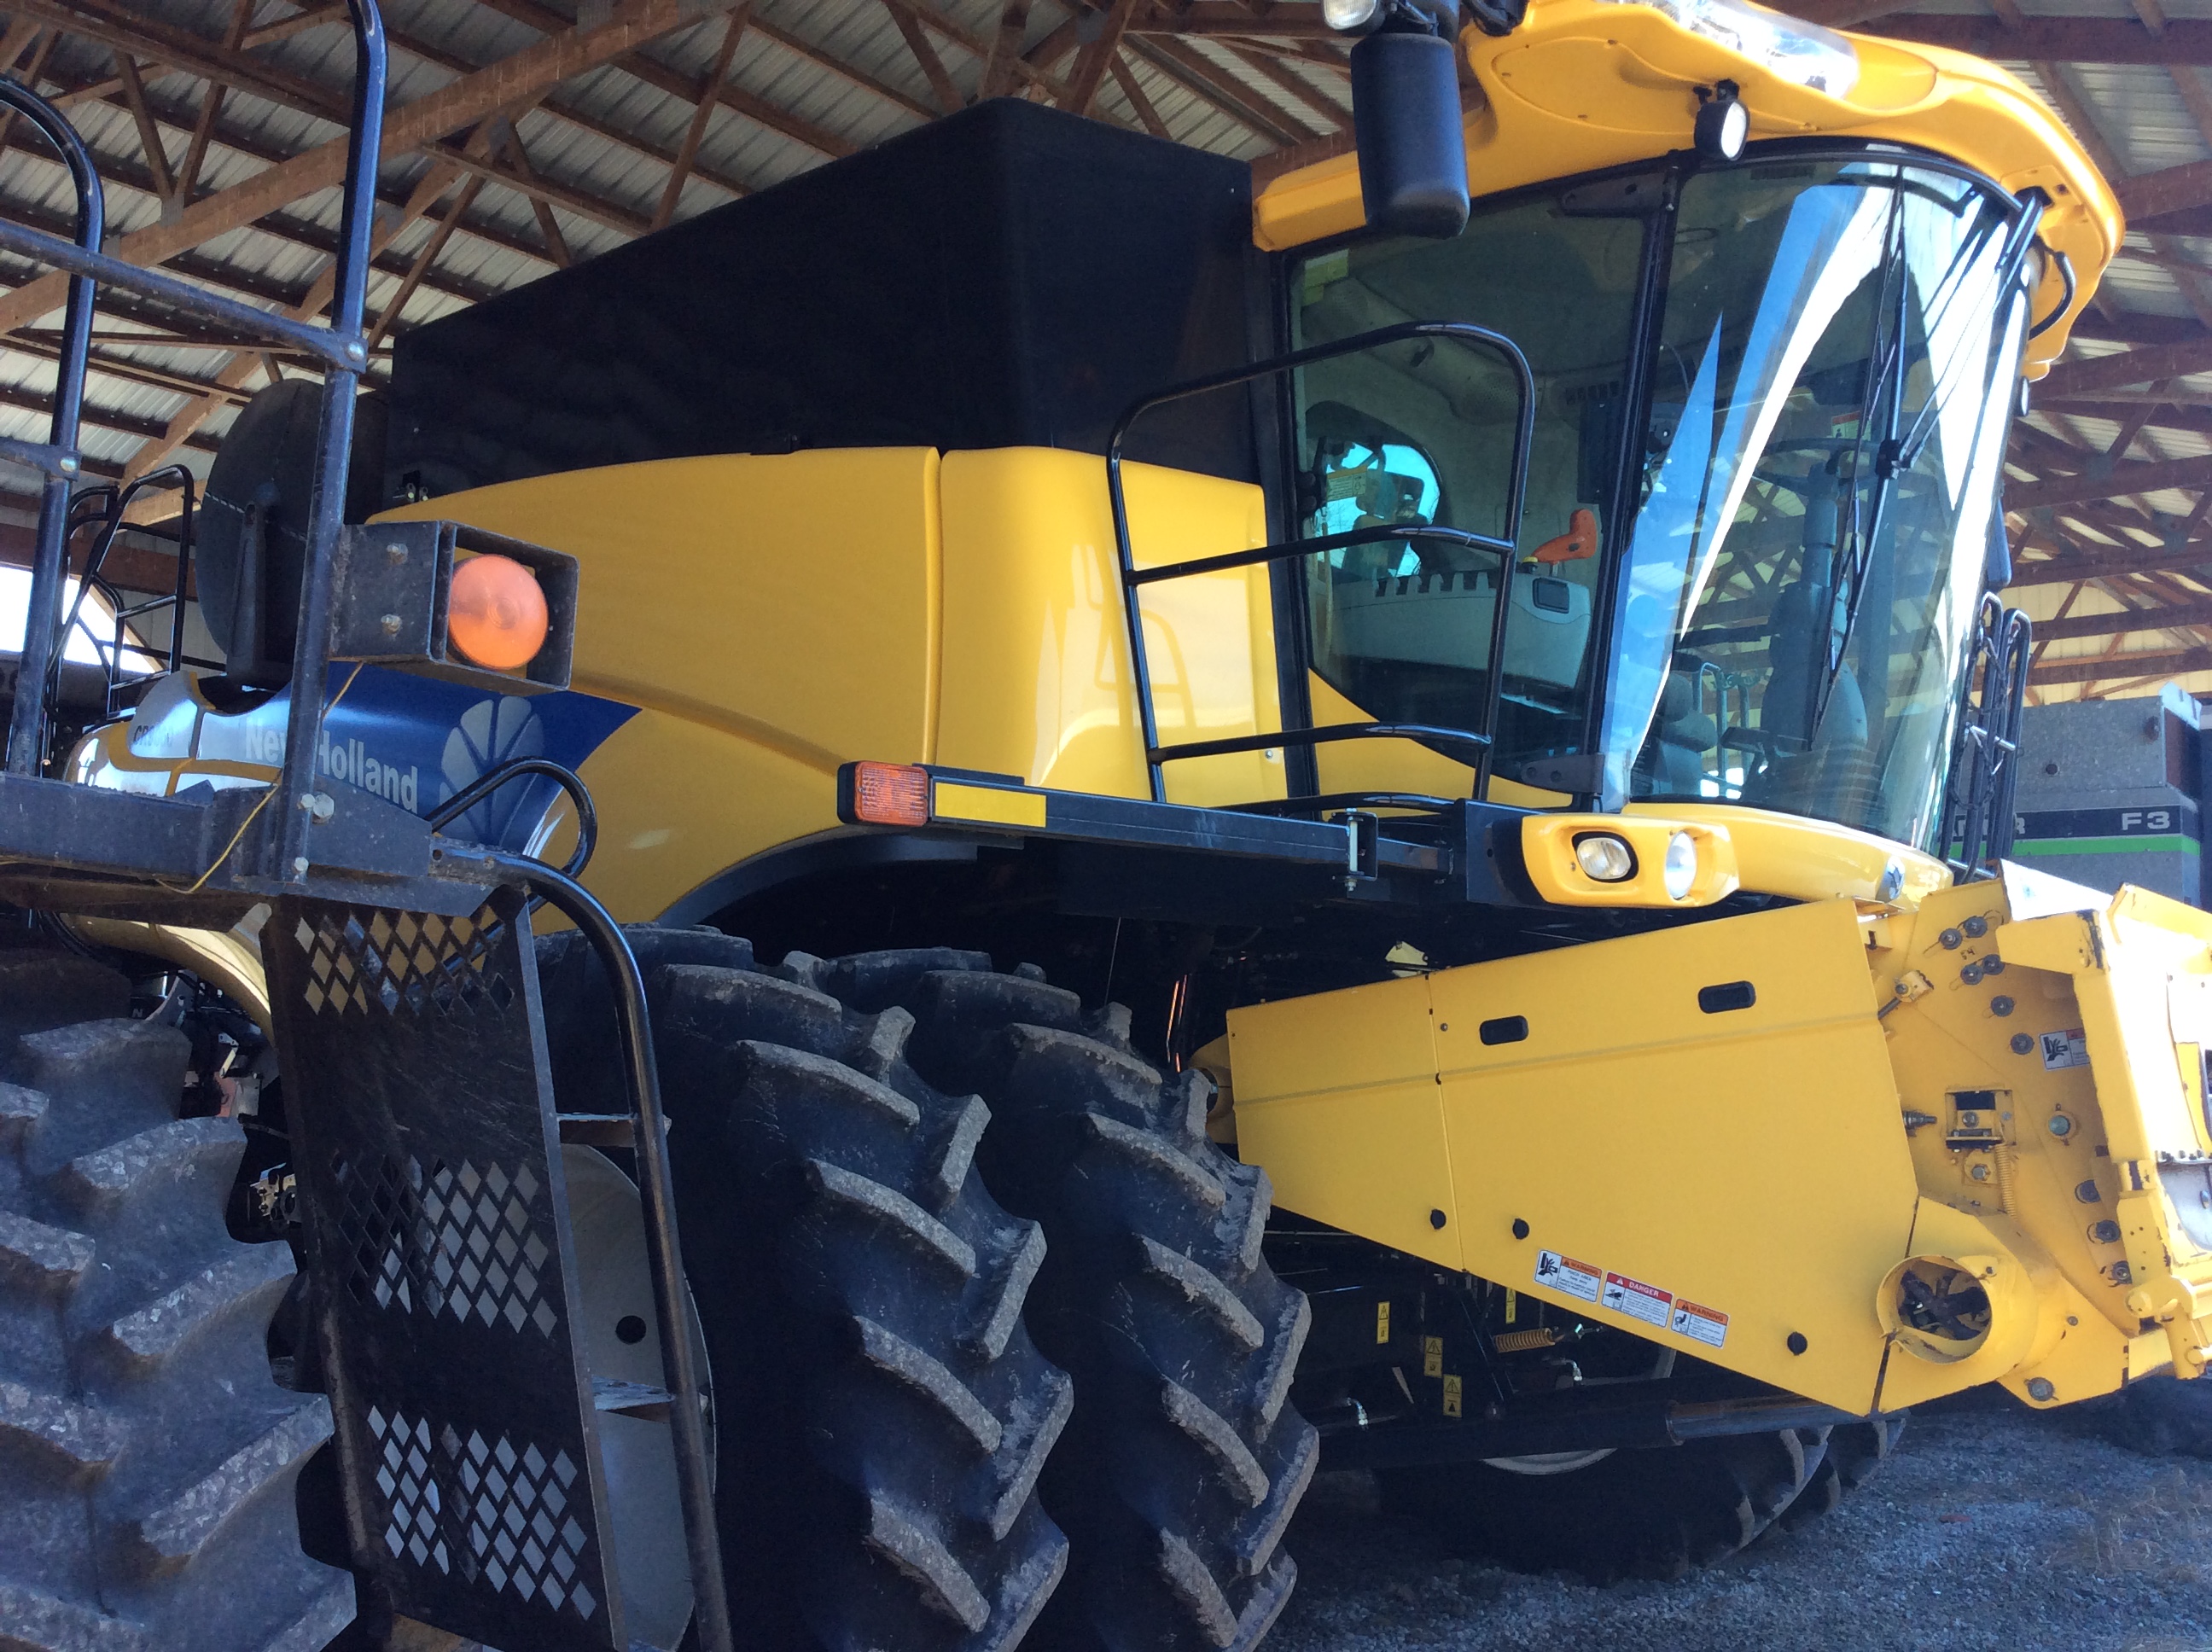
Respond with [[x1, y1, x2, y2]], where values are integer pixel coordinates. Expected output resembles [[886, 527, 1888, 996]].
[[1670, 1298, 1730, 1349], [2041, 1028, 2090, 1071], [1535, 1249, 1603, 1303], [1602, 1271, 1674, 1328]]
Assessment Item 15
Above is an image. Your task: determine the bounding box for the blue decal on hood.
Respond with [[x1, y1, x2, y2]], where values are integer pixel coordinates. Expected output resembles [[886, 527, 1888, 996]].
[[242, 666, 636, 852]]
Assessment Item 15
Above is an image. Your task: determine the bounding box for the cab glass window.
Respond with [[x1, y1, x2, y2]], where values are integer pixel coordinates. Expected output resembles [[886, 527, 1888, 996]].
[[1289, 185, 1651, 779]]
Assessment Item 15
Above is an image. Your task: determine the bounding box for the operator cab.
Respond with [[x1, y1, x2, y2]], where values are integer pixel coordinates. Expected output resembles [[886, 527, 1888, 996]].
[[1286, 148, 2031, 859]]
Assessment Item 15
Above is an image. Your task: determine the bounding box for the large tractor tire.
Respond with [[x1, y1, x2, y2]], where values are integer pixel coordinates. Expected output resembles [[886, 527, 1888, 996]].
[[533, 929, 1071, 1652], [0, 952, 355, 1652], [1379, 1427, 1825, 1584], [813, 951, 1318, 1652]]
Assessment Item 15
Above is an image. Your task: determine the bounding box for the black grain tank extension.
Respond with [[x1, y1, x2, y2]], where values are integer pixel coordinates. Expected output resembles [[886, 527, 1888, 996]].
[[382, 98, 1259, 502]]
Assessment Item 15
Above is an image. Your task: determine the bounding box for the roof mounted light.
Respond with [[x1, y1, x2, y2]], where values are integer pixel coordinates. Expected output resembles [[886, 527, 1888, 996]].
[[1602, 0, 1860, 96], [1695, 81, 1749, 161], [1324, 0, 1384, 32]]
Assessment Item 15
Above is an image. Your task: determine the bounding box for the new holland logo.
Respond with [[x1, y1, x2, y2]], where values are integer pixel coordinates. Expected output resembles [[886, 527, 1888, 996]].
[[440, 695, 545, 842], [241, 721, 422, 810]]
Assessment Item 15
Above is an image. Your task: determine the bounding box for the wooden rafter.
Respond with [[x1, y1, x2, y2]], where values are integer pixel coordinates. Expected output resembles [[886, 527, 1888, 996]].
[[498, 117, 574, 266], [980, 0, 1034, 99], [366, 177, 487, 353], [108, 49, 176, 205], [654, 7, 750, 230], [2033, 645, 2212, 685], [1128, 35, 1312, 144], [1109, 51, 1173, 137], [882, 0, 963, 117], [1062, 0, 1145, 115]]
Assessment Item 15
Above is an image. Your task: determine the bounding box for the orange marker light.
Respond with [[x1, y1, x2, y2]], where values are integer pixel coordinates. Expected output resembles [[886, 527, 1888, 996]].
[[448, 554, 550, 671], [850, 763, 930, 827]]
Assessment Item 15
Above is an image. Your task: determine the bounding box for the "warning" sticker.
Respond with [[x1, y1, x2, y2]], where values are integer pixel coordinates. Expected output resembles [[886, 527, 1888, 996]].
[[1534, 1249, 1602, 1303], [2040, 1028, 2090, 1071], [1670, 1298, 1730, 1348], [1602, 1271, 1674, 1328]]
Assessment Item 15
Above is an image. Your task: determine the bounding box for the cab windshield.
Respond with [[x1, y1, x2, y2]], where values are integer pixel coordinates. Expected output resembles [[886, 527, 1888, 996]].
[[1606, 159, 2024, 851], [1288, 153, 2027, 854]]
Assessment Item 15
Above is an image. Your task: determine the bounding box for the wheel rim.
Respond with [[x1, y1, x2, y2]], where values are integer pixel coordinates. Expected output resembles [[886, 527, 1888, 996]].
[[1480, 1449, 1618, 1475], [562, 1145, 713, 1649]]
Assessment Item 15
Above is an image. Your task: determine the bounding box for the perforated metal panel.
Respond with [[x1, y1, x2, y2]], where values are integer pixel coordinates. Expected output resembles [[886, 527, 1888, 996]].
[[268, 888, 626, 1652]]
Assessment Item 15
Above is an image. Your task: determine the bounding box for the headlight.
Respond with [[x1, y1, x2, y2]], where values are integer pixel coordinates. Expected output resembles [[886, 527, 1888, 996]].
[[1663, 832, 1698, 900], [1597, 0, 1860, 96], [1323, 0, 1383, 31], [1573, 833, 1637, 882]]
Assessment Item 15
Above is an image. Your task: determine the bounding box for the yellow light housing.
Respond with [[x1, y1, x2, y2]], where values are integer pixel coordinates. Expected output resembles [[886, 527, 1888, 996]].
[[1522, 815, 1739, 907]]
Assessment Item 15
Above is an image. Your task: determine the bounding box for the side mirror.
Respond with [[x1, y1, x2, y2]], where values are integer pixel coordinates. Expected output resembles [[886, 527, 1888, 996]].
[[1346, 3, 1470, 238]]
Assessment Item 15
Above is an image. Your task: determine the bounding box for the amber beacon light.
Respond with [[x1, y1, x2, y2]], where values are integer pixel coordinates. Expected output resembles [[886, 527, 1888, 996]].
[[447, 553, 550, 671]]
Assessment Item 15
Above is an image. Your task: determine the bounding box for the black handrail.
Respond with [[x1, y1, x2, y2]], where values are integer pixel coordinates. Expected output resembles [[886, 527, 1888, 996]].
[[45, 467, 207, 739], [266, 0, 384, 891], [1106, 318, 1538, 804], [428, 756, 601, 882], [0, 76, 100, 777]]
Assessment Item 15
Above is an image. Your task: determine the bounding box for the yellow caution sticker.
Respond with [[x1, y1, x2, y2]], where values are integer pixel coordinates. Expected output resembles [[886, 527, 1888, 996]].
[[1423, 1335, 1443, 1378], [1505, 1288, 1517, 1324], [1376, 1300, 1392, 1343], [1442, 1373, 1463, 1417]]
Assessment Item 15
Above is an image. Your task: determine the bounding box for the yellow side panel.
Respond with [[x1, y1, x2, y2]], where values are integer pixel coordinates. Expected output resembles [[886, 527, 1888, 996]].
[[1253, 0, 2118, 375], [381, 449, 941, 770], [1233, 899, 1918, 1411], [935, 447, 1284, 808], [569, 708, 835, 923], [1307, 673, 1476, 801], [1230, 974, 1461, 1271], [1429, 899, 1915, 1412]]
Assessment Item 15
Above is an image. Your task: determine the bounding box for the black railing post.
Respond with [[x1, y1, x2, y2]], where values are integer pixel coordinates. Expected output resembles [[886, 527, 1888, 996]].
[[0, 78, 101, 777], [265, 0, 385, 883]]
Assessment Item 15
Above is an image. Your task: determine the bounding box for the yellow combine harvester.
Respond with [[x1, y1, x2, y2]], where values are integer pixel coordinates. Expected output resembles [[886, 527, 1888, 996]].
[[63, 0, 2183, 1642]]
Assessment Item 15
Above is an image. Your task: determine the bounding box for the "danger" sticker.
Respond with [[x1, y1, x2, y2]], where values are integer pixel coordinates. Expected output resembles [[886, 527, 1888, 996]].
[[1670, 1298, 1730, 1348], [2040, 1028, 2089, 1071], [1602, 1271, 1674, 1328], [1534, 1249, 1602, 1303]]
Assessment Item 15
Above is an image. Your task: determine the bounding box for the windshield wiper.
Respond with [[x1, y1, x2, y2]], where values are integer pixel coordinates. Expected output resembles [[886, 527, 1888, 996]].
[[1810, 189, 2042, 736]]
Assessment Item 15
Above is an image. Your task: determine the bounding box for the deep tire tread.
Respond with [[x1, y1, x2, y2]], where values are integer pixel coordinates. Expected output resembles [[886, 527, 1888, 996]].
[[534, 928, 1071, 1652], [843, 957, 1318, 1652], [0, 961, 353, 1652]]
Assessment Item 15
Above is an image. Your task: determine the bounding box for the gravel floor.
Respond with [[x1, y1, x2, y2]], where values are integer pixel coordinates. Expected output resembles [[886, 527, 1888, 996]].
[[1266, 1393, 2212, 1652]]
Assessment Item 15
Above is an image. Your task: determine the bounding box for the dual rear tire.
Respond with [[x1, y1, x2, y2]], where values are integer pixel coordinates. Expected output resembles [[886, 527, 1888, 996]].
[[538, 932, 1318, 1652]]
